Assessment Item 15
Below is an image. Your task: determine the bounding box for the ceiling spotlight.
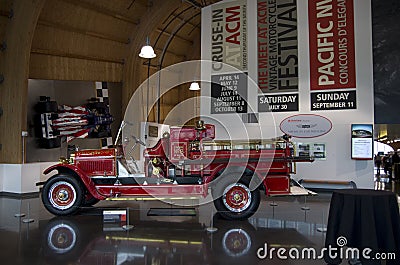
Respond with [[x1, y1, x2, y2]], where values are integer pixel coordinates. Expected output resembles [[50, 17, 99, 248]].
[[139, 37, 156, 59], [189, 82, 200, 91]]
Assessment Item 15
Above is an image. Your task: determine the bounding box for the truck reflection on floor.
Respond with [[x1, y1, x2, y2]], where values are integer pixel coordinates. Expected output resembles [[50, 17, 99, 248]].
[[42, 216, 208, 265], [41, 214, 317, 265]]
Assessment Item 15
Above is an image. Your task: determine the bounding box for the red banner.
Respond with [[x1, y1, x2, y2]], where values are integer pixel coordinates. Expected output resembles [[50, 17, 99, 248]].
[[309, 0, 355, 90]]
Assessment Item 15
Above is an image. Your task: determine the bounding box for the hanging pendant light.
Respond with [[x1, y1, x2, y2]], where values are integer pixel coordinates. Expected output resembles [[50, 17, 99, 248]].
[[139, 36, 156, 59], [189, 82, 200, 91]]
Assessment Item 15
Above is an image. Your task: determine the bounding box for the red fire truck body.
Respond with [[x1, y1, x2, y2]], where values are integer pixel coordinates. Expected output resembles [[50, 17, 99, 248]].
[[39, 122, 314, 220]]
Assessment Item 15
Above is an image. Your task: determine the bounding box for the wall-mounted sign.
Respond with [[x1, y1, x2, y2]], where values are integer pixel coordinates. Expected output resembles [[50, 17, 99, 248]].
[[351, 124, 373, 160], [311, 90, 356, 111], [308, 0, 356, 90], [280, 114, 332, 138], [211, 72, 248, 114]]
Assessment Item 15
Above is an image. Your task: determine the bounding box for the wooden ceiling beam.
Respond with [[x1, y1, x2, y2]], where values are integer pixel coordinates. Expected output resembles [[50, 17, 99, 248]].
[[182, 0, 204, 9], [171, 11, 200, 30], [38, 19, 130, 44], [155, 28, 193, 45], [127, 0, 147, 9], [147, 63, 159, 70], [0, 10, 10, 18], [154, 47, 186, 59], [31, 48, 124, 64], [161, 5, 200, 30], [60, 0, 140, 25], [140, 61, 184, 74]]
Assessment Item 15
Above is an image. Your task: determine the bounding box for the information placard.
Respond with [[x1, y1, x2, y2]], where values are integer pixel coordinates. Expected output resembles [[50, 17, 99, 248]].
[[295, 142, 326, 160], [351, 124, 373, 160]]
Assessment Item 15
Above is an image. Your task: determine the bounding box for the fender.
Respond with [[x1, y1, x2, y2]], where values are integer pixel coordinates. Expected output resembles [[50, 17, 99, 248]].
[[43, 164, 106, 200], [246, 163, 291, 196], [206, 164, 265, 192], [204, 164, 226, 184], [245, 163, 268, 192]]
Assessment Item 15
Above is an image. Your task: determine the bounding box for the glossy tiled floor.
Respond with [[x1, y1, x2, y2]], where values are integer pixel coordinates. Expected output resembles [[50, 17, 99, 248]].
[[0, 193, 332, 265], [1, 179, 398, 265]]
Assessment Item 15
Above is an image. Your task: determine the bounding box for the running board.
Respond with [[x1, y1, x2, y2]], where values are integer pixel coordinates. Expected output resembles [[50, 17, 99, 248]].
[[147, 208, 196, 216], [268, 186, 317, 197], [290, 178, 317, 195], [105, 196, 201, 201], [289, 186, 317, 196]]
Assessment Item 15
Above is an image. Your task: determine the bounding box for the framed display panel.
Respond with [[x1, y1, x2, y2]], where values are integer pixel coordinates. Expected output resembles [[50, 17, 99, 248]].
[[295, 142, 326, 160], [312, 143, 326, 159], [148, 125, 159, 138], [351, 124, 373, 160]]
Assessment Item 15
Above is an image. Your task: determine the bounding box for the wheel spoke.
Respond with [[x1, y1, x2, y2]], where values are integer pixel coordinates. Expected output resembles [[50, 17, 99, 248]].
[[222, 183, 252, 213]]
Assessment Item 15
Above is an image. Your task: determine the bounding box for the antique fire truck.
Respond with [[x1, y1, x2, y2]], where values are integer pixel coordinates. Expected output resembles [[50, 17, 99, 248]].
[[38, 121, 314, 220]]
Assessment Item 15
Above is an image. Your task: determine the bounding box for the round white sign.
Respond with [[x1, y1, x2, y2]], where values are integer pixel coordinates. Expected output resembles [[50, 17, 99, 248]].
[[280, 114, 332, 138]]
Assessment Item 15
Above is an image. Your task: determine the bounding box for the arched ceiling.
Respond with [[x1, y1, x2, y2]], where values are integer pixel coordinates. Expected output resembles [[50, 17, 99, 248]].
[[25, 0, 220, 83]]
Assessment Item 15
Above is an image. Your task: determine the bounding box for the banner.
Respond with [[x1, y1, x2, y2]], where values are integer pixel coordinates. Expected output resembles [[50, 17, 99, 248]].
[[211, 73, 248, 114], [257, 0, 299, 94], [311, 90, 356, 110], [308, 0, 356, 90], [211, 0, 248, 73], [257, 0, 299, 113], [258, 93, 298, 112]]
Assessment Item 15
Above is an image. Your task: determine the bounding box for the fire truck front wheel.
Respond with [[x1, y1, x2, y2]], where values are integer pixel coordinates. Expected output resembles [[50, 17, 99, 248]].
[[42, 218, 83, 262], [42, 174, 84, 216], [212, 176, 260, 220]]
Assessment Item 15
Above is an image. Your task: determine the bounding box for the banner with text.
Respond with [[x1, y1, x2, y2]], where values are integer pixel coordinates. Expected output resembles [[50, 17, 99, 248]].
[[308, 0, 356, 90], [257, 0, 299, 112], [211, 72, 248, 114], [211, 0, 248, 73], [258, 93, 299, 112], [311, 90, 356, 111]]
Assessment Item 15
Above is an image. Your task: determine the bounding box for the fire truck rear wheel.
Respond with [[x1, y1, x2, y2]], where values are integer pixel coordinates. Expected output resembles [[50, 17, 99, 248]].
[[212, 176, 260, 220], [42, 174, 84, 216]]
